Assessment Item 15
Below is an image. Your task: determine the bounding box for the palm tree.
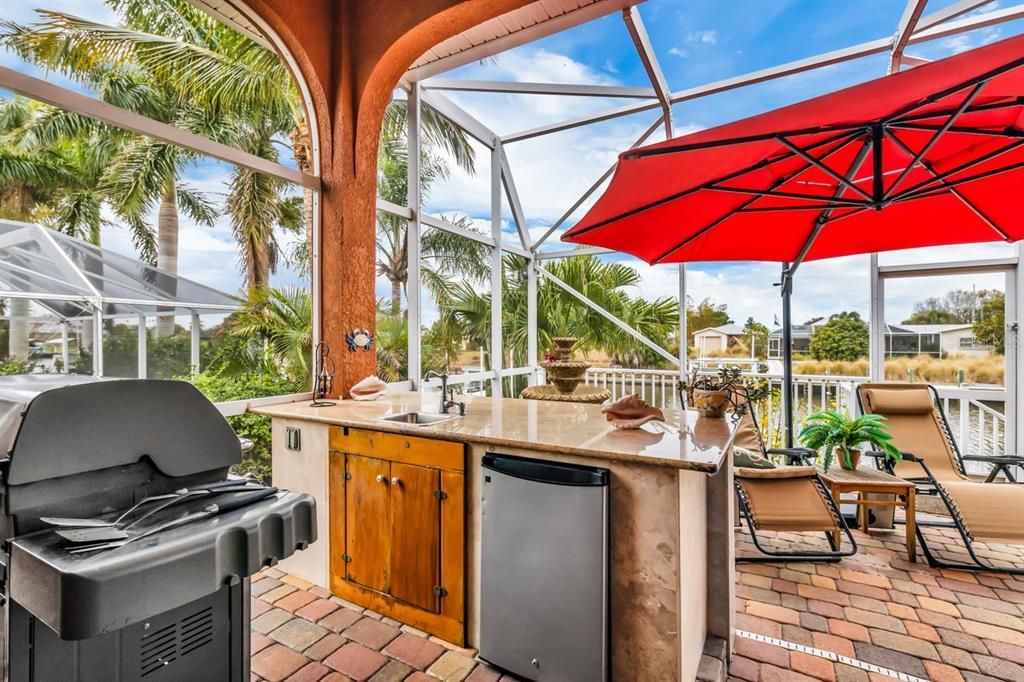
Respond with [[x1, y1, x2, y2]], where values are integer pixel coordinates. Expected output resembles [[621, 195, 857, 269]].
[[228, 286, 312, 383], [375, 131, 486, 316], [447, 254, 680, 371]]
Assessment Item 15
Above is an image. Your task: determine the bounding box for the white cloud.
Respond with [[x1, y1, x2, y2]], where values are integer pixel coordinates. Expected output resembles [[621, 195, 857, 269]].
[[668, 47, 688, 58], [687, 29, 718, 46]]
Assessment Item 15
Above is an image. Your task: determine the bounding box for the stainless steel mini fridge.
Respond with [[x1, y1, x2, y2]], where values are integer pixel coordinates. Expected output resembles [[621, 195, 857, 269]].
[[478, 453, 609, 682]]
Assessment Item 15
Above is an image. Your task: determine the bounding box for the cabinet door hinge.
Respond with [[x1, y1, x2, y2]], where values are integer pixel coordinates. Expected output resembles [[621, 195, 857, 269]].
[[433, 490, 448, 500], [433, 585, 447, 597], [341, 553, 352, 563]]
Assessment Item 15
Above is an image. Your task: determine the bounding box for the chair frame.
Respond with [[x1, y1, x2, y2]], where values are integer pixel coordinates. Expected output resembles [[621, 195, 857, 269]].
[[734, 473, 858, 563], [865, 454, 1024, 575]]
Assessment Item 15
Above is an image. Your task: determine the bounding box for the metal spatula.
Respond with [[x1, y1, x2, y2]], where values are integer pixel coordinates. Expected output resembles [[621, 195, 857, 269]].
[[67, 487, 278, 554], [42, 478, 254, 529], [56, 484, 263, 543]]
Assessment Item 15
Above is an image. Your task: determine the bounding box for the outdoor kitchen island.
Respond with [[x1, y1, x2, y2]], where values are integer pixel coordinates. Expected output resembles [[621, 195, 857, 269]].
[[253, 391, 737, 681]]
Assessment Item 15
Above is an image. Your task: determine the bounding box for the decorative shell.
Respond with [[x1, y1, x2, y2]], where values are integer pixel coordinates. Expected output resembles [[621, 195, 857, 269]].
[[350, 375, 388, 401], [600, 393, 665, 429]]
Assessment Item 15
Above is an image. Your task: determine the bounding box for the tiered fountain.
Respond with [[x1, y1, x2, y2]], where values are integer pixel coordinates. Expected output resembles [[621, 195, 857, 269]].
[[520, 337, 612, 404]]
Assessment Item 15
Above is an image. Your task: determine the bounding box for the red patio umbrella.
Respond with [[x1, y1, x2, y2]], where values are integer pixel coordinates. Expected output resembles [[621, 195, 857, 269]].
[[562, 34, 1024, 444]]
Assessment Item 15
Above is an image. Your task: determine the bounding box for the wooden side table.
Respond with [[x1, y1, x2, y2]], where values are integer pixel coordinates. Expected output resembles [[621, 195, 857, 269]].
[[818, 466, 917, 562]]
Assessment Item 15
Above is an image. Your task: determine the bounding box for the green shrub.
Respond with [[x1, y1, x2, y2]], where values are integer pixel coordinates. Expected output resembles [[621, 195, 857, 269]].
[[186, 371, 305, 483], [0, 358, 31, 375]]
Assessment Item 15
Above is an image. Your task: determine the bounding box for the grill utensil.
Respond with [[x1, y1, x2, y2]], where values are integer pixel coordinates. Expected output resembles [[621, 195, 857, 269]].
[[41, 478, 254, 528], [67, 487, 279, 554], [56, 483, 265, 543]]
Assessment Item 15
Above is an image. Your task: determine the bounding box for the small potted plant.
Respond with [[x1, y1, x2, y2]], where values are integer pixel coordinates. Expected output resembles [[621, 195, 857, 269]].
[[679, 364, 745, 417], [799, 410, 902, 471]]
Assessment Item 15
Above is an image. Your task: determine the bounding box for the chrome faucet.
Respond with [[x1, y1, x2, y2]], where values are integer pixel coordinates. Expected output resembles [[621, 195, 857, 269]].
[[423, 370, 466, 416]]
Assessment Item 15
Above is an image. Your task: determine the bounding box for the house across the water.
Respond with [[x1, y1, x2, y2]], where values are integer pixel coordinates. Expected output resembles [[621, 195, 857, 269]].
[[767, 322, 992, 359]]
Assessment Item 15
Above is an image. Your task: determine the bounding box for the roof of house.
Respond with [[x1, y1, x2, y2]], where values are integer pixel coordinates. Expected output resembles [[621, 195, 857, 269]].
[[694, 324, 745, 337], [895, 324, 974, 334]]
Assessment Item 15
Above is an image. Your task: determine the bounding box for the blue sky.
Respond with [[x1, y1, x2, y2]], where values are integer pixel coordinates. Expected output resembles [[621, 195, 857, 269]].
[[3, 0, 1020, 330]]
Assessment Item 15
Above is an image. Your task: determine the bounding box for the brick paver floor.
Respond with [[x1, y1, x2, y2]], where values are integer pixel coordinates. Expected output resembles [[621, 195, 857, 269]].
[[248, 575, 513, 682], [734, 512, 1024, 682], [252, 512, 1022, 681]]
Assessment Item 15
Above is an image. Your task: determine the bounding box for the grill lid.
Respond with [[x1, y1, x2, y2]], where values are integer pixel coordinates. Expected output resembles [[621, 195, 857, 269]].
[[0, 378, 241, 485]]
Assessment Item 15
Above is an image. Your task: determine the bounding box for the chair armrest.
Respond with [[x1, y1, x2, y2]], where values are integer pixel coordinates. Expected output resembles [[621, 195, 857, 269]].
[[961, 454, 1024, 465], [766, 447, 817, 466], [865, 450, 920, 462]]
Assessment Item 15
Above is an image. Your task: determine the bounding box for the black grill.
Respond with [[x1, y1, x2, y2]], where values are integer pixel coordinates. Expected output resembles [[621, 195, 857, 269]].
[[0, 376, 317, 682]]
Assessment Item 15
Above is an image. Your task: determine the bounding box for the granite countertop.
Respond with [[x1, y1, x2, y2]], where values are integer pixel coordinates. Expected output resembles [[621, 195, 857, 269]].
[[251, 391, 736, 473]]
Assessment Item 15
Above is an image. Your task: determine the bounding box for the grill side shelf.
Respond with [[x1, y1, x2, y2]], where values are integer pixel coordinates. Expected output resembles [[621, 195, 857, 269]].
[[7, 491, 316, 640]]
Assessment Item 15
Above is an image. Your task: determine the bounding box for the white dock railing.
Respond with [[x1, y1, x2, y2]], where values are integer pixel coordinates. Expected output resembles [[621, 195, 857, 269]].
[[582, 367, 1009, 459]]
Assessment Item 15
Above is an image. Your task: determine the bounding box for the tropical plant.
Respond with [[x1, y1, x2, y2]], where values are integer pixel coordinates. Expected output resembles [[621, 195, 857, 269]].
[[1, 3, 302, 295], [227, 286, 312, 384], [799, 410, 902, 471], [375, 110, 484, 316], [188, 371, 303, 483]]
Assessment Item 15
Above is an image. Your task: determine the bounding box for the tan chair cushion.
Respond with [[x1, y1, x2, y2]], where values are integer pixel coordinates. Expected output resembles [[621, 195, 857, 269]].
[[737, 472, 838, 532], [940, 480, 1024, 542], [863, 387, 935, 414]]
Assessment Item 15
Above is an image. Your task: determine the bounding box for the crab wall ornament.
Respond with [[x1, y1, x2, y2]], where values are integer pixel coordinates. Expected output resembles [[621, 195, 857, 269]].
[[346, 328, 374, 352]]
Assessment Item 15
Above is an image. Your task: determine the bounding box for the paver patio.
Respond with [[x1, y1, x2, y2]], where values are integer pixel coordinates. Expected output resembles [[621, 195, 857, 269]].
[[252, 513, 1023, 682]]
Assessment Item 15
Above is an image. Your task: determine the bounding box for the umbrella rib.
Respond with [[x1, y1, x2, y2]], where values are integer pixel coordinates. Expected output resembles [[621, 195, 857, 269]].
[[888, 122, 1024, 139], [649, 133, 863, 264], [893, 97, 1024, 125], [776, 134, 873, 201], [897, 157, 1024, 210], [566, 129, 860, 241], [705, 185, 870, 206], [884, 80, 987, 199], [738, 203, 868, 213], [623, 124, 860, 160], [886, 136, 1024, 200], [884, 54, 1024, 123], [884, 129, 1012, 241], [789, 137, 874, 275]]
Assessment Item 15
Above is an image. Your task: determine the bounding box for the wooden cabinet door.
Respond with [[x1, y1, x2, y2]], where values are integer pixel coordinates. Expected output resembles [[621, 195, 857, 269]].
[[345, 454, 391, 593], [389, 462, 441, 612]]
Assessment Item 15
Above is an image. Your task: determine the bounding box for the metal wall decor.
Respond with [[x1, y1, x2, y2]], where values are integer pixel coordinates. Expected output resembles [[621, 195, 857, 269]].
[[346, 328, 374, 352], [311, 342, 336, 407]]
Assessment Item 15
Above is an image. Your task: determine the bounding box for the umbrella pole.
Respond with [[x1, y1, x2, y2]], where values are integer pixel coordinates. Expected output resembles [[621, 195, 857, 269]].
[[781, 265, 795, 448]]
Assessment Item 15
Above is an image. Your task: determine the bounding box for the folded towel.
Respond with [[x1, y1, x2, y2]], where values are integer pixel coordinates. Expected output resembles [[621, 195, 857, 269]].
[[350, 375, 387, 401], [600, 393, 665, 429]]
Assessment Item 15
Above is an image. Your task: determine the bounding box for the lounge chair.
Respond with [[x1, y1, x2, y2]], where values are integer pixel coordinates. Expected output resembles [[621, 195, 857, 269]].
[[857, 383, 1023, 485], [734, 466, 857, 563], [857, 383, 1024, 573]]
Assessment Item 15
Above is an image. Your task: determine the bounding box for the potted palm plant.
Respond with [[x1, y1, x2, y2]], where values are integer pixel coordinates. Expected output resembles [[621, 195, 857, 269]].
[[799, 411, 902, 471]]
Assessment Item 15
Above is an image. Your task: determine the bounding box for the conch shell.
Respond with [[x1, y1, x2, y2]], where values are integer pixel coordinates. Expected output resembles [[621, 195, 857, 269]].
[[600, 393, 665, 429], [350, 375, 388, 401]]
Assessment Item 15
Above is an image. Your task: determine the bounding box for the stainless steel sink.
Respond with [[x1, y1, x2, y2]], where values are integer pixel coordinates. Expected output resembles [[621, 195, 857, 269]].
[[376, 411, 460, 426]]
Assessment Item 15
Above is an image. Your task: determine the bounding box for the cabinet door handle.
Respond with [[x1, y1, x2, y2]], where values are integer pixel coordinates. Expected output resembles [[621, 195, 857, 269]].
[[391, 477, 401, 486], [376, 474, 387, 484]]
